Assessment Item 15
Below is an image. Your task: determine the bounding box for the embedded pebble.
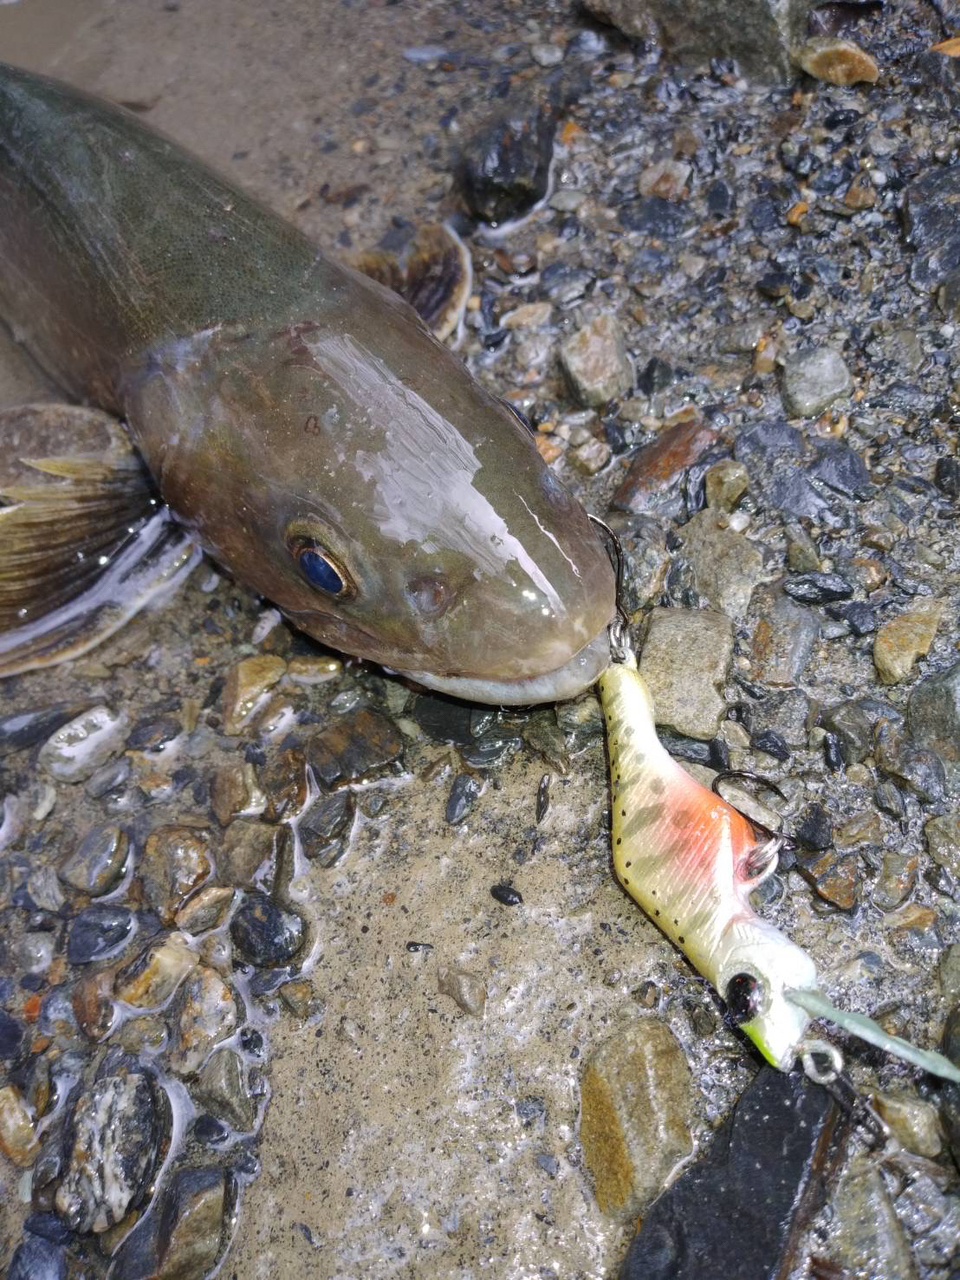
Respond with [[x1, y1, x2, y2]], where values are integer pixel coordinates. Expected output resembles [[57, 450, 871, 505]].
[[306, 708, 403, 789], [221, 655, 287, 735], [446, 773, 482, 825], [230, 892, 304, 968], [155, 1165, 228, 1278], [873, 1092, 942, 1157], [58, 826, 129, 897], [676, 509, 765, 621], [139, 824, 213, 923], [793, 37, 879, 86], [38, 707, 127, 783], [195, 1047, 257, 1130], [220, 819, 286, 891], [638, 608, 733, 739], [780, 347, 853, 418], [611, 421, 718, 516], [907, 660, 960, 763], [258, 748, 308, 821], [873, 852, 919, 912], [828, 1160, 917, 1280], [210, 761, 265, 826], [750, 586, 819, 687], [175, 885, 235, 936], [457, 98, 556, 225], [704, 459, 749, 511], [0, 1084, 40, 1167], [114, 933, 197, 1009], [924, 813, 960, 880], [167, 966, 238, 1075], [580, 1019, 694, 1219], [874, 600, 944, 685], [437, 967, 487, 1017], [6, 1236, 67, 1280], [0, 1009, 24, 1059], [55, 1073, 158, 1233], [67, 905, 135, 965], [299, 790, 355, 864], [559, 314, 633, 408], [782, 572, 853, 604]]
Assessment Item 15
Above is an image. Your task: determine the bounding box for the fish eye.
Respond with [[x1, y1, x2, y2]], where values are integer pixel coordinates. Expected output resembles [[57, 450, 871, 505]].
[[725, 972, 764, 1025], [289, 539, 350, 597]]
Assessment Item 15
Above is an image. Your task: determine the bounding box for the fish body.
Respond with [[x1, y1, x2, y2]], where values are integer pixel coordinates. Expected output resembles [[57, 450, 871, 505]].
[[598, 656, 816, 1071], [0, 61, 615, 701]]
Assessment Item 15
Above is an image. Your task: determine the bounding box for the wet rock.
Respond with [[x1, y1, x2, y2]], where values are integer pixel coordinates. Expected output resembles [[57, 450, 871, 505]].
[[72, 970, 117, 1042], [571, 436, 612, 475], [156, 1166, 228, 1279], [639, 608, 733, 739], [222, 655, 287, 735], [875, 722, 946, 804], [834, 809, 884, 849], [4, 706, 89, 765], [809, 440, 873, 500], [115, 1014, 168, 1055], [556, 689, 604, 741], [580, 1019, 694, 1220], [796, 804, 833, 852], [794, 37, 879, 85], [56, 1072, 158, 1233], [748, 689, 809, 750], [925, 812, 960, 880], [675, 509, 765, 621], [873, 851, 919, 912], [559, 315, 633, 408], [458, 97, 556, 225], [874, 600, 944, 685], [940, 945, 960, 1002], [704, 459, 749, 511], [611, 421, 718, 516], [903, 166, 960, 294], [175, 885, 235, 936], [220, 819, 286, 892], [796, 847, 860, 910], [873, 1091, 941, 1157], [58, 825, 129, 897], [18, 931, 55, 975], [210, 761, 265, 826], [67, 905, 135, 965], [446, 773, 483, 825], [942, 1006, 960, 1171], [195, 1047, 257, 1131], [783, 572, 853, 604], [299, 791, 355, 864], [38, 706, 127, 783], [114, 933, 197, 1010], [907, 660, 960, 763], [0, 1083, 40, 1166], [230, 892, 304, 968], [735, 420, 838, 526], [279, 978, 321, 1019], [750, 585, 819, 687], [127, 714, 180, 752], [25, 865, 66, 914], [585, 0, 807, 80], [0, 1008, 24, 1059], [828, 600, 877, 636], [438, 967, 487, 1016], [780, 347, 852, 418], [306, 708, 403, 789], [6, 1236, 67, 1280], [829, 1160, 918, 1280], [259, 748, 308, 822], [167, 966, 238, 1075], [140, 825, 213, 923], [622, 1068, 844, 1280], [894, 1169, 960, 1272], [491, 882, 522, 906]]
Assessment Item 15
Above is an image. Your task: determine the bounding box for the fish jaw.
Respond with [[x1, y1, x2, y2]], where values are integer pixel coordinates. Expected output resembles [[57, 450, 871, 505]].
[[396, 627, 613, 705]]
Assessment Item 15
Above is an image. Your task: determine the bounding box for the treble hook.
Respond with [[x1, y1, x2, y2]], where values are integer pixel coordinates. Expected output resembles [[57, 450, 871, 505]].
[[588, 513, 630, 663], [711, 769, 799, 880]]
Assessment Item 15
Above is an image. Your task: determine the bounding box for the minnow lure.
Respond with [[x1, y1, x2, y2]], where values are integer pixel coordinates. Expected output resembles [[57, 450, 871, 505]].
[[598, 647, 960, 1085]]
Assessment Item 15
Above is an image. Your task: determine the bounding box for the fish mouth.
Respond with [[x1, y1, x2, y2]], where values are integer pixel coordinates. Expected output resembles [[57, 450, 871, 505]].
[[396, 628, 613, 706]]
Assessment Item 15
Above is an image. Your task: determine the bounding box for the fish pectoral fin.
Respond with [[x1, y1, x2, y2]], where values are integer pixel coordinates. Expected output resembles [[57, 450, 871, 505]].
[[350, 223, 472, 343], [0, 403, 201, 677]]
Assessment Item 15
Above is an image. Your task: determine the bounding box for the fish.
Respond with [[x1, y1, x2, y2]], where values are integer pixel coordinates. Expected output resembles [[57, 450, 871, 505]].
[[0, 61, 615, 703], [599, 649, 960, 1084]]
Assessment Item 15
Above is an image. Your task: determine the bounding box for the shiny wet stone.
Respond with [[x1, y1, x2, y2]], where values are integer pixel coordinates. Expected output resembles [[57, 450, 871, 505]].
[[299, 790, 354, 863], [58, 825, 129, 897], [67, 905, 134, 965], [621, 1067, 845, 1280], [6, 1235, 67, 1280], [306, 708, 403, 789], [0, 1008, 24, 1059], [230, 892, 304, 968]]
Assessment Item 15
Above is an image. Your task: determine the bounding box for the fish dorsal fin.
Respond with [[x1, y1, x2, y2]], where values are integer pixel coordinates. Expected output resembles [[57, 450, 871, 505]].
[[351, 223, 472, 342], [0, 403, 200, 676]]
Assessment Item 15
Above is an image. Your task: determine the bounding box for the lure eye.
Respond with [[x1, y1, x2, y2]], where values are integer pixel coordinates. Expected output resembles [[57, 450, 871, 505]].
[[291, 541, 349, 596], [725, 972, 764, 1025]]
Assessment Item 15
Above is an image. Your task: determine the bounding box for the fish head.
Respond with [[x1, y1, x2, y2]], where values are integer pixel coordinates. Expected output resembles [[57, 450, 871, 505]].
[[134, 286, 616, 703], [715, 920, 819, 1072]]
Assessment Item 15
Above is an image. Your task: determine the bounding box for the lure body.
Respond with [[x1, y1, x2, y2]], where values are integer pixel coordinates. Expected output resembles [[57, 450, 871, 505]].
[[598, 656, 816, 1071]]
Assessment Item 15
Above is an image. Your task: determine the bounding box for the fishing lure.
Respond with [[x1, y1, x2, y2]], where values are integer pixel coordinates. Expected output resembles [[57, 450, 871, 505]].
[[597, 645, 960, 1086]]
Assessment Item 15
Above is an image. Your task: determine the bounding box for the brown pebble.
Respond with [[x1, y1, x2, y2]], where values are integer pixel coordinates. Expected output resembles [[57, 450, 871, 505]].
[[794, 37, 880, 86]]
